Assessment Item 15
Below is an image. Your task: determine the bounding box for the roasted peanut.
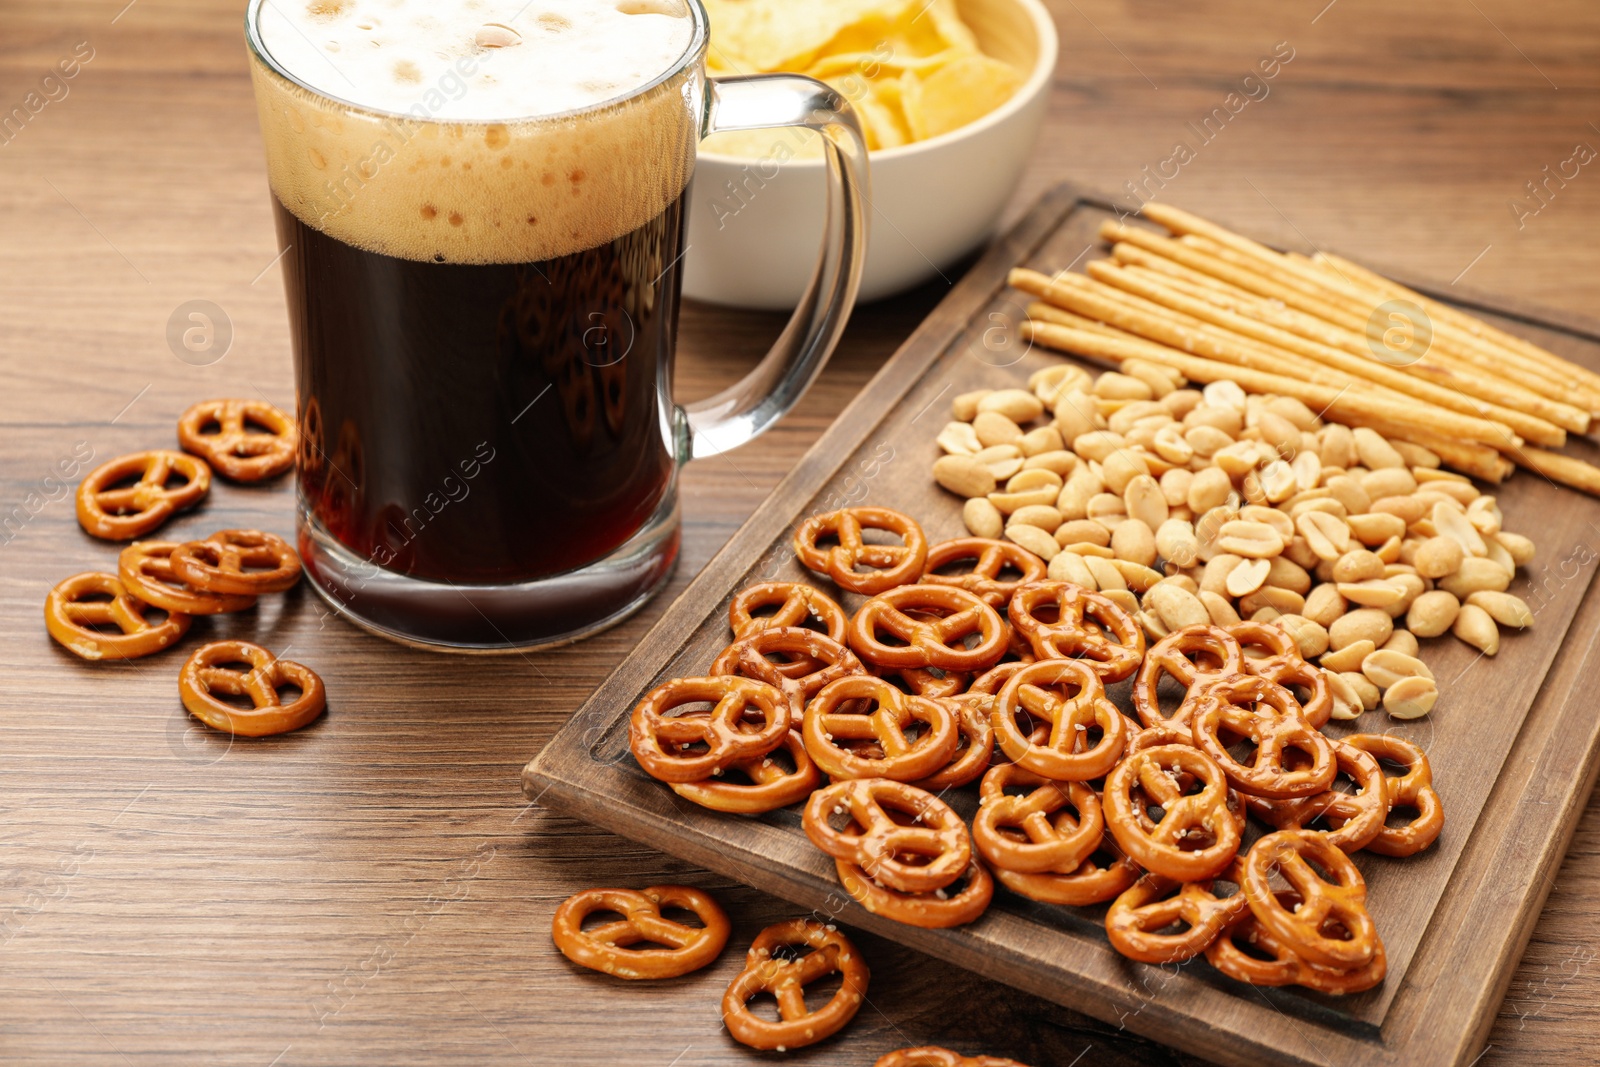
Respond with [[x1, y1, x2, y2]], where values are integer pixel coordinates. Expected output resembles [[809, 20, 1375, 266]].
[[978, 388, 1046, 423], [1321, 639, 1376, 673], [1277, 614, 1330, 658], [1451, 603, 1499, 655], [1199, 590, 1242, 626], [973, 444, 1025, 481], [973, 410, 1025, 448], [1100, 449, 1151, 495], [1006, 522, 1061, 561], [1406, 590, 1460, 638], [934, 454, 996, 497], [1155, 519, 1200, 568], [1010, 504, 1064, 531], [1018, 425, 1066, 457], [1381, 629, 1420, 657], [1225, 557, 1270, 597], [1023, 450, 1078, 476], [1384, 676, 1438, 720], [1328, 608, 1394, 651], [1047, 551, 1096, 587], [1112, 520, 1158, 567], [1413, 536, 1464, 579], [1325, 669, 1363, 721], [1353, 427, 1406, 469], [1341, 671, 1381, 712], [952, 389, 992, 421], [1147, 582, 1210, 631], [937, 421, 982, 455], [1302, 583, 1347, 628], [1215, 520, 1283, 559], [1124, 475, 1168, 531], [1362, 649, 1434, 689], [1438, 557, 1512, 598], [1465, 590, 1533, 628], [1347, 511, 1404, 546]]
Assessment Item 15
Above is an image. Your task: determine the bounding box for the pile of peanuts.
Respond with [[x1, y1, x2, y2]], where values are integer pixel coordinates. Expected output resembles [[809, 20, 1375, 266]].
[[932, 360, 1535, 721]]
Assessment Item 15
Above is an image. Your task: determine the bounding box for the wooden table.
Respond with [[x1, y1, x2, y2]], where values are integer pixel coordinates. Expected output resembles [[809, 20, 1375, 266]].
[[1, 1, 1595, 1063]]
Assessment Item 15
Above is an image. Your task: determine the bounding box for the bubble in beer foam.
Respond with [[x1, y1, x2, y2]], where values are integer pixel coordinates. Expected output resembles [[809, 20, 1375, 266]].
[[256, 0, 695, 121], [250, 0, 701, 265]]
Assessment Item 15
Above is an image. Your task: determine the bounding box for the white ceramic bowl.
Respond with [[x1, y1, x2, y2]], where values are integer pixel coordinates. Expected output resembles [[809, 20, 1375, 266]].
[[683, 0, 1058, 309]]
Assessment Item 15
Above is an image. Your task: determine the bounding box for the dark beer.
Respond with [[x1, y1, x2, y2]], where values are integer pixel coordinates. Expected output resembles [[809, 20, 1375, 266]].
[[275, 193, 685, 585]]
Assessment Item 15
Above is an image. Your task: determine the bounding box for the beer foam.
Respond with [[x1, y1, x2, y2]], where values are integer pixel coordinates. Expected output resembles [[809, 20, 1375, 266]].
[[250, 0, 701, 263]]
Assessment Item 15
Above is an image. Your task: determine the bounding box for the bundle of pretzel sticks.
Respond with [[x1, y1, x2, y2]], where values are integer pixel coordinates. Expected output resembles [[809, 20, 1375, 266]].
[[1013, 202, 1600, 496]]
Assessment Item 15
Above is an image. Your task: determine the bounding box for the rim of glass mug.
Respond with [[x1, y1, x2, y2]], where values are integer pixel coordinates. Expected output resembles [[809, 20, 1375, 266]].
[[244, 0, 710, 127]]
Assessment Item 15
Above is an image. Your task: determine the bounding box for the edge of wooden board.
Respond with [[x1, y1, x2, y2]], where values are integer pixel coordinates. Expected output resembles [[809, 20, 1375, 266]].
[[524, 184, 1600, 1067]]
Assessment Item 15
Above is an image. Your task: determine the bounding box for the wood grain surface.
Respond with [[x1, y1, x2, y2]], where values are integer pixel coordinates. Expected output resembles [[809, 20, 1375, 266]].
[[1, 1, 1597, 1064]]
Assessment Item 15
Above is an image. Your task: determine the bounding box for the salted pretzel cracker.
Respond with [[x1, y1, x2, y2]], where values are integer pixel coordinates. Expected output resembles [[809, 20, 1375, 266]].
[[1103, 743, 1240, 881], [728, 581, 849, 658], [1188, 674, 1337, 799], [118, 540, 256, 615], [909, 697, 994, 790], [76, 450, 211, 540], [670, 731, 822, 814], [793, 506, 928, 594], [1245, 739, 1389, 852], [1242, 830, 1378, 970], [972, 763, 1103, 874], [835, 854, 994, 929], [1105, 863, 1249, 964], [801, 675, 958, 782], [170, 529, 302, 595], [629, 675, 789, 784], [1007, 581, 1144, 681], [918, 537, 1046, 608], [722, 919, 870, 1050], [992, 829, 1141, 906], [848, 585, 1008, 673], [178, 640, 325, 736], [804, 778, 971, 894], [550, 885, 730, 980], [1130, 624, 1245, 729], [45, 572, 192, 660], [1207, 887, 1388, 994], [991, 658, 1128, 781], [874, 1047, 1033, 1067], [177, 398, 297, 482], [711, 626, 865, 719], [1230, 619, 1333, 729], [1334, 734, 1443, 856]]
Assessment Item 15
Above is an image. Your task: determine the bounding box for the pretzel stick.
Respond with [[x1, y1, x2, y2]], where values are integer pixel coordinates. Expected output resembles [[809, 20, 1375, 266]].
[[1142, 202, 1600, 407], [1311, 249, 1600, 401], [1109, 243, 1591, 434], [1507, 447, 1600, 495], [1181, 232, 1600, 413], [1077, 261, 1566, 446], [1025, 301, 1136, 338], [1016, 269, 1330, 379], [1011, 268, 1523, 449], [1385, 430, 1513, 483], [1022, 318, 1508, 454], [1101, 222, 1590, 409]]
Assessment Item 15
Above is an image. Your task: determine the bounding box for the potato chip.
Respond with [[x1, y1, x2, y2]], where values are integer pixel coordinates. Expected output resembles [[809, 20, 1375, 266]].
[[913, 54, 1025, 139], [700, 0, 911, 73], [701, 0, 1023, 154]]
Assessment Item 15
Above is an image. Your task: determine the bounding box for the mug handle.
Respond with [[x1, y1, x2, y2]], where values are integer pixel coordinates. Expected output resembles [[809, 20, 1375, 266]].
[[676, 74, 870, 461]]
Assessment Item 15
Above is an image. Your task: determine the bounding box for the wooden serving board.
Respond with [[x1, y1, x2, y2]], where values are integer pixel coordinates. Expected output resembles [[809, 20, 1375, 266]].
[[522, 186, 1600, 1067]]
